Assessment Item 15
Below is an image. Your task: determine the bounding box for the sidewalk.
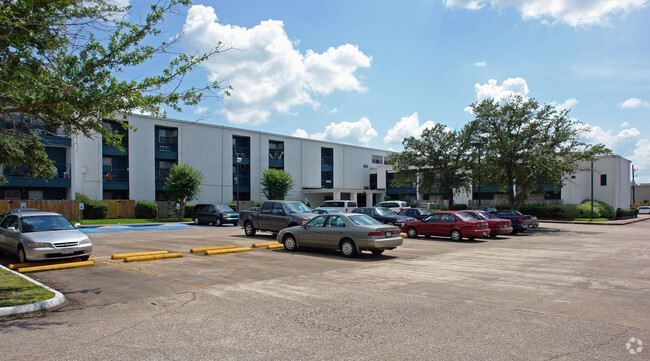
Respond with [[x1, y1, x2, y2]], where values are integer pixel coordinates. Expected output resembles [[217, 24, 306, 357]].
[[541, 214, 650, 226]]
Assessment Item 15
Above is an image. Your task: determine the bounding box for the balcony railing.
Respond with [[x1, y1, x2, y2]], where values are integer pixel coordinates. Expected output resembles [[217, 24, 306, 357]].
[[155, 170, 171, 183], [3, 162, 71, 179], [102, 168, 128, 182]]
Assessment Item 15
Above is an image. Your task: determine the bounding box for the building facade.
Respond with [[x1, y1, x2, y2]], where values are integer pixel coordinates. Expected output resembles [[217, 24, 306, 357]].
[[2, 114, 632, 211], [72, 114, 393, 207]]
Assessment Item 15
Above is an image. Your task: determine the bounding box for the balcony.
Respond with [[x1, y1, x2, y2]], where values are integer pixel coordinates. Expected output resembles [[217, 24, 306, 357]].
[[102, 168, 129, 190], [2, 163, 71, 188]]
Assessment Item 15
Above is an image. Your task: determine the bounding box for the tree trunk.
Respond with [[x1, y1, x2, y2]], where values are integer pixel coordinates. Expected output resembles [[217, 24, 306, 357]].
[[447, 190, 454, 210], [178, 200, 185, 221]]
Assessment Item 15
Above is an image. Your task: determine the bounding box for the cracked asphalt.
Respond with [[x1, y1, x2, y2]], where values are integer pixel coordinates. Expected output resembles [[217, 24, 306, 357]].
[[1, 220, 648, 360]]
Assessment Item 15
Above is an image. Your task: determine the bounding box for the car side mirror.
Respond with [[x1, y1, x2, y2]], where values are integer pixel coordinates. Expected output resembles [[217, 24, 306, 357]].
[[7, 226, 18, 233], [302, 223, 308, 229], [74, 223, 81, 228]]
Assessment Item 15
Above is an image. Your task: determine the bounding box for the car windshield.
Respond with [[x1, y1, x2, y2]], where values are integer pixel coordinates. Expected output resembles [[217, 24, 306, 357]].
[[21, 215, 76, 233], [348, 214, 382, 226], [375, 207, 396, 216], [285, 202, 312, 213], [456, 213, 477, 222], [419, 209, 433, 215], [216, 204, 234, 212], [475, 212, 497, 220]]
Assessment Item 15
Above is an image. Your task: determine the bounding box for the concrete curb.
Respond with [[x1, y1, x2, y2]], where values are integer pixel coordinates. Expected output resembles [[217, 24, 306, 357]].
[[541, 216, 650, 226], [0, 264, 66, 317]]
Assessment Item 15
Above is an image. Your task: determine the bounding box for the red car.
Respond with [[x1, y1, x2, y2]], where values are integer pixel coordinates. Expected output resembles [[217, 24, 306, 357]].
[[462, 210, 513, 238], [401, 211, 490, 241]]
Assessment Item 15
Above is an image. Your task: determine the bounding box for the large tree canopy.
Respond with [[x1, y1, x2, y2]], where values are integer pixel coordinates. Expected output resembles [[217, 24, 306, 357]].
[[164, 163, 204, 220], [0, 0, 226, 184], [388, 124, 472, 209], [466, 95, 610, 210]]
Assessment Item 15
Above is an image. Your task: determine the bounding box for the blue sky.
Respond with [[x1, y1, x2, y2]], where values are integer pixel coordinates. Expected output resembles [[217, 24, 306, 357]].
[[128, 1, 650, 182]]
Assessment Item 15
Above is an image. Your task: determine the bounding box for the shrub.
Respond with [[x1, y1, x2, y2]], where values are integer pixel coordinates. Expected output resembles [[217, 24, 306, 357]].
[[75, 192, 108, 219], [227, 203, 237, 211], [410, 203, 419, 208], [135, 201, 158, 219], [562, 203, 600, 219], [452, 204, 467, 210], [384, 195, 391, 201], [519, 204, 563, 218], [581, 199, 614, 218], [616, 208, 637, 218]]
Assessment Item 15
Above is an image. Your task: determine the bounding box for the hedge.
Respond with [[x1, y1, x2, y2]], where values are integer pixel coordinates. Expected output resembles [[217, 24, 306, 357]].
[[75, 192, 108, 219], [451, 204, 468, 210], [135, 201, 158, 219]]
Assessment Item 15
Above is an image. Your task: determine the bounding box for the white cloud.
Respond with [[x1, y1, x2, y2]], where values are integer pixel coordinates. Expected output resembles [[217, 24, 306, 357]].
[[181, 5, 371, 125], [470, 78, 530, 106], [194, 106, 209, 115], [443, 0, 647, 26], [293, 117, 378, 146], [473, 61, 487, 67], [581, 123, 641, 153], [621, 121, 630, 127], [551, 98, 579, 111], [383, 113, 437, 145], [618, 98, 650, 109], [292, 128, 309, 138], [630, 139, 650, 183]]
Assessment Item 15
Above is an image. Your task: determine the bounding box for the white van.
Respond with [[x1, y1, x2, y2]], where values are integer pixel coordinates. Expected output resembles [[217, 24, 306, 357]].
[[318, 200, 358, 213]]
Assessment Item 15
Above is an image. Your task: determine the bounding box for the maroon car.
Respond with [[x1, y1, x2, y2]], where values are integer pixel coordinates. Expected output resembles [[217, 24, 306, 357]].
[[462, 210, 513, 238], [401, 211, 490, 241]]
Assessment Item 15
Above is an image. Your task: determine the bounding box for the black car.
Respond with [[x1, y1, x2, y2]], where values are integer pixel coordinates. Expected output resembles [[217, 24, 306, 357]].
[[351, 207, 415, 227], [398, 208, 433, 220], [191, 204, 239, 226]]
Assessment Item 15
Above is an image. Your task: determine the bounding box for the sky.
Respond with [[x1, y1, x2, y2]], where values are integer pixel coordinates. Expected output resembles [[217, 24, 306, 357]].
[[127, 0, 650, 182]]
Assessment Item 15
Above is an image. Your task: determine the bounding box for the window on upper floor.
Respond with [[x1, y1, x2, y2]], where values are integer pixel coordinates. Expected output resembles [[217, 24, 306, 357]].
[[600, 174, 607, 186]]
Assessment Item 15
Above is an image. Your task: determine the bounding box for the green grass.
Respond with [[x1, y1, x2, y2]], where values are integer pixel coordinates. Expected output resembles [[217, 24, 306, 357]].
[[80, 218, 191, 225], [0, 268, 55, 307]]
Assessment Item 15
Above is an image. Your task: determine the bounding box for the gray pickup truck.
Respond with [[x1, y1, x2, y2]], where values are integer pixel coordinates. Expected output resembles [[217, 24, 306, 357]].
[[238, 200, 317, 236]]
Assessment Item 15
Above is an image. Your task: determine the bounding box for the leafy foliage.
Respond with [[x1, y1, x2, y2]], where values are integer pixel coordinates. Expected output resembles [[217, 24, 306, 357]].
[[135, 200, 159, 219], [388, 124, 472, 209], [260, 169, 295, 200], [465, 96, 610, 210], [75, 192, 107, 219], [0, 0, 227, 184], [164, 163, 204, 220]]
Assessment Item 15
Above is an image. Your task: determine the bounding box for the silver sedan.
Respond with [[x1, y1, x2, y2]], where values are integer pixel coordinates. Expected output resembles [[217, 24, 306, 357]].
[[0, 211, 92, 263], [276, 213, 403, 258]]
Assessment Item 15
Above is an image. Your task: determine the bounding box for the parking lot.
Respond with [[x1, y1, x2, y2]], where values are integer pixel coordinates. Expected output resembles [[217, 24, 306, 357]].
[[1, 219, 649, 360]]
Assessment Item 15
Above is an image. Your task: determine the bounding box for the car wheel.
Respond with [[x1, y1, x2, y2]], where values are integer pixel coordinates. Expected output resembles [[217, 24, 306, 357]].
[[468, 237, 475, 241], [81, 255, 90, 261], [371, 249, 384, 255], [193, 217, 200, 225], [490, 233, 498, 238], [450, 230, 462, 241], [283, 234, 298, 251], [17, 245, 28, 263], [340, 239, 358, 258], [214, 217, 222, 226], [406, 227, 418, 238], [244, 222, 256, 237]]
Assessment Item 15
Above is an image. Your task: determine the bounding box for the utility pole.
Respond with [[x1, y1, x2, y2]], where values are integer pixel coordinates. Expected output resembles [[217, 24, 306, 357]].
[[632, 164, 636, 205]]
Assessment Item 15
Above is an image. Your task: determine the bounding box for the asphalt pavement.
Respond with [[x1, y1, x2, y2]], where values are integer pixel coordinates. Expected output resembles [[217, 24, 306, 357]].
[[1, 218, 648, 360]]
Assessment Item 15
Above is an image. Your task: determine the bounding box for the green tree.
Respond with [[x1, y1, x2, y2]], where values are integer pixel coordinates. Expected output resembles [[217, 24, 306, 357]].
[[0, 0, 227, 184], [388, 124, 472, 209], [164, 163, 204, 220], [466, 95, 610, 210], [261, 169, 295, 200]]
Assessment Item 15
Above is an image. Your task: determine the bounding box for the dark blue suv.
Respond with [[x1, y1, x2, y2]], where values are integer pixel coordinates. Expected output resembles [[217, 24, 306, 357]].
[[351, 207, 415, 227]]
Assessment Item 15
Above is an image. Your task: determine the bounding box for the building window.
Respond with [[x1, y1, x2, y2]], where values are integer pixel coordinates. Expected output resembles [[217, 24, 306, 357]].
[[269, 140, 284, 170], [600, 174, 607, 186], [371, 155, 383, 164], [321, 147, 333, 189]]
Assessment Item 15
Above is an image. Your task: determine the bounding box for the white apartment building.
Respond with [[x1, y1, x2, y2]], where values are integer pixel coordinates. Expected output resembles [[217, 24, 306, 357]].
[[72, 114, 393, 207]]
